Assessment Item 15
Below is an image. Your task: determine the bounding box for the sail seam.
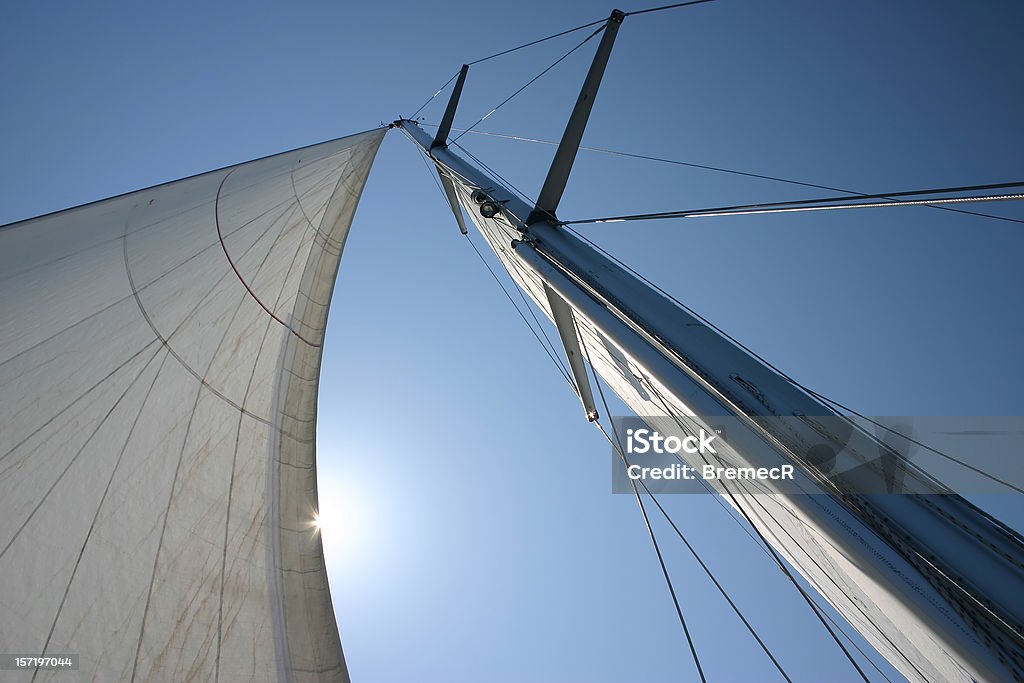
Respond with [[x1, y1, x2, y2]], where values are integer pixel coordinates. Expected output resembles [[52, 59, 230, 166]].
[[214, 170, 322, 348]]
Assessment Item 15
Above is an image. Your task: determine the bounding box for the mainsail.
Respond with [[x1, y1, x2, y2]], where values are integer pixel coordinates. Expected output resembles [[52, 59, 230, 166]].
[[397, 110, 1024, 681], [0, 128, 385, 681], [389, 7, 1024, 678]]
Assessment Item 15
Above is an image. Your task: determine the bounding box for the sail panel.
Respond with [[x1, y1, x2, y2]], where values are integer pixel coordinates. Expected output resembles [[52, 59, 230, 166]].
[[0, 127, 385, 682]]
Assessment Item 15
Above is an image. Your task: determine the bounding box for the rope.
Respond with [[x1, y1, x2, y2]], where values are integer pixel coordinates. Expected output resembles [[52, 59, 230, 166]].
[[557, 247, 871, 680], [590, 369, 887, 681]]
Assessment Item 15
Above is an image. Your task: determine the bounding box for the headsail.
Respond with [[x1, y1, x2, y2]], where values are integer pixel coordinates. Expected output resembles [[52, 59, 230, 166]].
[[0, 127, 385, 682]]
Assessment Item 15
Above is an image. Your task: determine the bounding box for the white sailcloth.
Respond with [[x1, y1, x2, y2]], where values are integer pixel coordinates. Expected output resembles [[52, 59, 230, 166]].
[[0, 127, 385, 682]]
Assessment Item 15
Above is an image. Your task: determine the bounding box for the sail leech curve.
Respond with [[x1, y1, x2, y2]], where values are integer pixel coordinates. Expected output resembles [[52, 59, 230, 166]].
[[0, 127, 386, 682]]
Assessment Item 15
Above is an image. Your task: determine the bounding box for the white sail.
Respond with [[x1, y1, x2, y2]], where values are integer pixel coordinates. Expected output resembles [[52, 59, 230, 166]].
[[0, 127, 385, 682]]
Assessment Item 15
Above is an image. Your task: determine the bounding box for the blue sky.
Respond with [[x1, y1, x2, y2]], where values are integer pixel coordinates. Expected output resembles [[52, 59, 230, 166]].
[[2, 1, 1022, 681]]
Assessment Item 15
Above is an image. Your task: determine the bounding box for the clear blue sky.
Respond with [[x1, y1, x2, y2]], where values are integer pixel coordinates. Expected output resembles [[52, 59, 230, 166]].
[[2, 1, 1022, 681]]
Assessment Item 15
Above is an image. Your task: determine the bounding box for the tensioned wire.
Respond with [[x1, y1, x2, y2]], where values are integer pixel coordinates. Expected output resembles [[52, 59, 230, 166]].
[[634, 379, 878, 682], [576, 314, 790, 682], [582, 322, 892, 681], [428, 126, 1024, 226], [449, 26, 605, 145], [411, 122, 794, 681], [407, 0, 723, 122], [562, 181, 1024, 224], [413, 40, 1015, 671], [406, 16, 606, 121], [566, 255, 877, 680], [408, 144, 575, 389], [630, 369, 903, 681]]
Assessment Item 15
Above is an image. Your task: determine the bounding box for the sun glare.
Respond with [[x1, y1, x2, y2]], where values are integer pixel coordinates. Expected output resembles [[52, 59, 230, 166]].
[[313, 506, 335, 534], [312, 490, 349, 540], [315, 468, 385, 574]]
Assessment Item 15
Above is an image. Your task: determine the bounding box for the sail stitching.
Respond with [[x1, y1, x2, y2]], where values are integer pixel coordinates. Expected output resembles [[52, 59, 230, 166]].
[[214, 170, 322, 348]]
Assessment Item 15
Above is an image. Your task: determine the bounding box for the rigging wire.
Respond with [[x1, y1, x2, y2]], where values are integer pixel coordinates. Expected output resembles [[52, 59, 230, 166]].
[[409, 145, 575, 389], [416, 149, 820, 681], [413, 138, 575, 398], [585, 333, 885, 681], [408, 0, 721, 118], [508, 259, 574, 380], [633, 385, 874, 683], [404, 4, 1011, 676], [638, 384, 906, 680], [572, 192, 1024, 223], [597, 420, 708, 683], [467, 18, 608, 65], [425, 126, 1024, 226], [806, 389, 1024, 497], [576, 321, 791, 682], [450, 26, 605, 145], [563, 181, 1024, 225], [409, 70, 461, 120], [405, 15, 607, 121], [733, 477, 913, 682], [575, 321, 706, 682], [436, 129, 1014, 668], [464, 233, 576, 391], [451, 141, 537, 208], [625, 0, 720, 17], [633, 478, 795, 683]]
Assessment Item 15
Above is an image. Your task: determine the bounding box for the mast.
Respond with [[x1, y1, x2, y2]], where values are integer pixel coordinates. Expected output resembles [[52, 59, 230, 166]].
[[397, 9, 1024, 681]]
